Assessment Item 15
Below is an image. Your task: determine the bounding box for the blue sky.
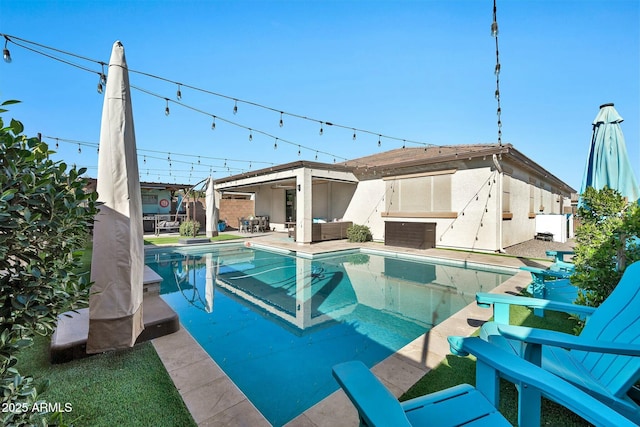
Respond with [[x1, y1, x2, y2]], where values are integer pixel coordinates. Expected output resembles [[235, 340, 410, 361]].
[[1, 0, 638, 190]]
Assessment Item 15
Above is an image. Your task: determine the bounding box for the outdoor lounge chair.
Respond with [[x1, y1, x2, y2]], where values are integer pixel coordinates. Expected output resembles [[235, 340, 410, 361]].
[[519, 266, 574, 314], [476, 261, 640, 424], [333, 337, 635, 427]]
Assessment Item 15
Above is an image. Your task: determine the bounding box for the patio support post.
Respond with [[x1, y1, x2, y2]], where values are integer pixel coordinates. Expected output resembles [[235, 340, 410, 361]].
[[296, 168, 313, 244]]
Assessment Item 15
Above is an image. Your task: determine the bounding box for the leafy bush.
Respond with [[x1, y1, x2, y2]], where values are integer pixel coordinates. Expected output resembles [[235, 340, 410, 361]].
[[179, 220, 200, 237], [346, 224, 372, 242], [572, 186, 640, 308], [1, 100, 98, 424]]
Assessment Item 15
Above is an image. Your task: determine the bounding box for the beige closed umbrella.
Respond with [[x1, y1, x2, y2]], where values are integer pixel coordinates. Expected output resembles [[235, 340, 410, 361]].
[[87, 41, 144, 353]]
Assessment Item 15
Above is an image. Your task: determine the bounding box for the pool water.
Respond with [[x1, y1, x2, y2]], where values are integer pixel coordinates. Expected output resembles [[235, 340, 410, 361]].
[[145, 245, 513, 426]]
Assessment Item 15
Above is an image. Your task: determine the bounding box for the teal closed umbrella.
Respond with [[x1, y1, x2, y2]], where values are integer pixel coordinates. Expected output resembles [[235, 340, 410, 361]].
[[580, 103, 639, 202]]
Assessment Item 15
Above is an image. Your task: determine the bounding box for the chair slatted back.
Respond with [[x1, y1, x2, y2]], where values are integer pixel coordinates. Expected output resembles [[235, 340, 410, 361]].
[[574, 261, 640, 396]]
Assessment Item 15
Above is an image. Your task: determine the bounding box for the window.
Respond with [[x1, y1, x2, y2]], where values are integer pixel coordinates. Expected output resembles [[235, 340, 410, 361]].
[[142, 194, 158, 205], [385, 171, 452, 214], [502, 175, 511, 213]]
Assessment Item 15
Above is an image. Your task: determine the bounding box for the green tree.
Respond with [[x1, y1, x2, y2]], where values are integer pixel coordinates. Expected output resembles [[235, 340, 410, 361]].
[[1, 101, 98, 425], [572, 186, 640, 307]]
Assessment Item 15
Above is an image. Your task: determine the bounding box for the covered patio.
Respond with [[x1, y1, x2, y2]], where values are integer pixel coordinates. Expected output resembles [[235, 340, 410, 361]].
[[214, 160, 358, 244]]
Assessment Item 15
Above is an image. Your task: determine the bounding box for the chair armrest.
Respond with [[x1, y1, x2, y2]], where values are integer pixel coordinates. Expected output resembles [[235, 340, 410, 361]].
[[476, 292, 596, 315], [546, 250, 575, 262], [332, 361, 412, 427], [520, 266, 571, 279], [448, 337, 636, 427], [496, 325, 640, 356]]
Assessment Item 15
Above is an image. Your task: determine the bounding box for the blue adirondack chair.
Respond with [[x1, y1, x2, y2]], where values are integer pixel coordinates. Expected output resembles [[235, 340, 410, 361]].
[[519, 266, 575, 314], [477, 261, 640, 424], [332, 337, 635, 427], [545, 250, 575, 272]]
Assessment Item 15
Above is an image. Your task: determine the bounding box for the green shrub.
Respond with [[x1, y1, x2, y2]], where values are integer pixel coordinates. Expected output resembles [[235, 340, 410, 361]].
[[1, 100, 98, 424], [346, 224, 372, 242], [179, 220, 200, 237], [573, 186, 640, 310]]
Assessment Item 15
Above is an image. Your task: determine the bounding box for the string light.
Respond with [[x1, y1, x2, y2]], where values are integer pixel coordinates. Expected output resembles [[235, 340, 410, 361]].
[[176, 83, 182, 101], [77, 143, 81, 153], [0, 32, 438, 151], [274, 138, 278, 150], [164, 98, 170, 116], [492, 0, 503, 146], [352, 129, 356, 141], [378, 135, 382, 147], [279, 112, 284, 127], [298, 145, 301, 156], [319, 122, 324, 136], [3, 35, 11, 63], [97, 63, 106, 94], [248, 129, 253, 141], [211, 116, 216, 130]]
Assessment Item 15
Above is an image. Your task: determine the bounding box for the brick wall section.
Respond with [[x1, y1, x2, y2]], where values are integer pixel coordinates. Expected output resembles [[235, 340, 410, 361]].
[[219, 199, 255, 230], [185, 198, 255, 231]]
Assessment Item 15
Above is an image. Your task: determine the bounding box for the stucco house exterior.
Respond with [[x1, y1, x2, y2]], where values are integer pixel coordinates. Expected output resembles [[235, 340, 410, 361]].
[[213, 143, 576, 252]]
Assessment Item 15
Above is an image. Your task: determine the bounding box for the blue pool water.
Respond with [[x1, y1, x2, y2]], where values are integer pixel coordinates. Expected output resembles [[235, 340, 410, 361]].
[[145, 244, 514, 426]]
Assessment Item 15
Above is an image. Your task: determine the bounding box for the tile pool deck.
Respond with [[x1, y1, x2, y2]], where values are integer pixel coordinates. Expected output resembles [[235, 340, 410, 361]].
[[150, 233, 548, 426]]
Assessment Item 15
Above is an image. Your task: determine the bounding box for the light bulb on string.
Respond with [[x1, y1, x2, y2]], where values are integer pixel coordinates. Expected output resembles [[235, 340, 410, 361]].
[[315, 151, 318, 160], [211, 116, 216, 130], [197, 156, 201, 164], [224, 159, 227, 168], [55, 139, 59, 149], [298, 145, 301, 156], [491, 21, 499, 37], [279, 112, 284, 127], [249, 162, 252, 169], [402, 140, 406, 149], [77, 143, 81, 154], [97, 74, 104, 94], [143, 156, 146, 164], [100, 62, 107, 86], [378, 135, 381, 147], [319, 122, 324, 136], [352, 129, 357, 141], [3, 37, 11, 63], [494, 63, 501, 76], [164, 99, 170, 116], [233, 99, 238, 115], [248, 129, 253, 142], [274, 138, 278, 150], [176, 84, 182, 101]]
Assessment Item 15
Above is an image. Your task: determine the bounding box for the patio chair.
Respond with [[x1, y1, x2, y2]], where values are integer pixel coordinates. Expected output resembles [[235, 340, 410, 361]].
[[238, 217, 249, 233], [333, 337, 635, 427], [519, 266, 573, 315], [476, 261, 640, 424], [545, 250, 575, 272]]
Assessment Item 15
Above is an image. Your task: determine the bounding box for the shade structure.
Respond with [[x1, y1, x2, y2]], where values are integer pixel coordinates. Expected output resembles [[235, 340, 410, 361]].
[[580, 103, 639, 203], [87, 41, 144, 353]]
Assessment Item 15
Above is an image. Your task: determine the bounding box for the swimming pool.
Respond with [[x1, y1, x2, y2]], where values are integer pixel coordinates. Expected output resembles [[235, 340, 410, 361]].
[[145, 244, 514, 426]]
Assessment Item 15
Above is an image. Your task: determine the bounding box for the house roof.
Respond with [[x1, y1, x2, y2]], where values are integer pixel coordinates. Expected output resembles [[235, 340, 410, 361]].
[[214, 143, 576, 194]]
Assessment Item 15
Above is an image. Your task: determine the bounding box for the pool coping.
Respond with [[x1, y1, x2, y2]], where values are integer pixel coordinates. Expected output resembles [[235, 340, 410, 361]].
[[151, 237, 546, 426]]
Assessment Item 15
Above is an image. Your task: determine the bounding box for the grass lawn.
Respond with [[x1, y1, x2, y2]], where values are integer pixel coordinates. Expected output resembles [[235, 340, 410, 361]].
[[401, 304, 590, 426], [144, 233, 243, 245], [16, 336, 196, 427]]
